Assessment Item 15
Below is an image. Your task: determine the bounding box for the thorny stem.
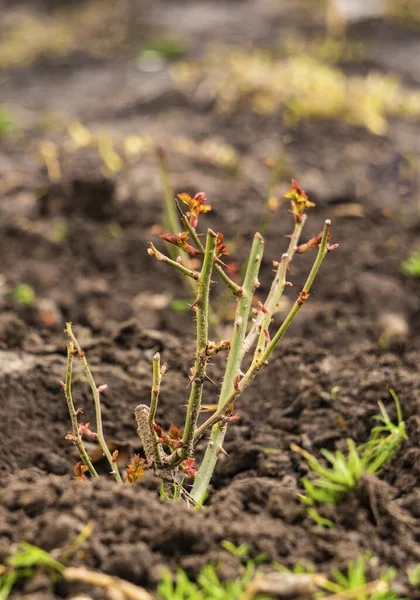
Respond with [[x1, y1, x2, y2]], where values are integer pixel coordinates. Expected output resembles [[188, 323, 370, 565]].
[[190, 233, 264, 504], [147, 242, 200, 280], [192, 221, 332, 448], [179, 229, 218, 459], [66, 323, 122, 483], [176, 199, 243, 297], [243, 215, 306, 356], [62, 342, 98, 478], [253, 252, 289, 361]]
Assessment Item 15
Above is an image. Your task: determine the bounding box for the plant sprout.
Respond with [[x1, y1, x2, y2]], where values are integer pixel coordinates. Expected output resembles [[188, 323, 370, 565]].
[[62, 179, 338, 505]]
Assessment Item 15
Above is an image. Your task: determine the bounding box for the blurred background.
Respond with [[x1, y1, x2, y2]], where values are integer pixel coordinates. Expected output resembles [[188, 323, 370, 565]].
[[0, 0, 420, 347]]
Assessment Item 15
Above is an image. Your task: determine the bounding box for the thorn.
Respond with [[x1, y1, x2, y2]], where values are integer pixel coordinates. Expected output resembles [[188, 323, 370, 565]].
[[204, 374, 217, 386], [97, 384, 108, 393], [217, 446, 230, 457], [189, 296, 201, 309], [59, 381, 65, 389]]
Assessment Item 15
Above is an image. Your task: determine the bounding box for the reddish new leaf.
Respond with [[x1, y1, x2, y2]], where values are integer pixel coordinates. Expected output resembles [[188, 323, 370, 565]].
[[181, 458, 197, 478], [284, 179, 315, 223], [177, 192, 212, 228], [74, 461, 88, 481], [126, 454, 147, 484]]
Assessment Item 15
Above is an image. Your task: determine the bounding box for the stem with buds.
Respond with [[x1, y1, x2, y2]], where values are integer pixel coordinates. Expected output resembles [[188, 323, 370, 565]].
[[63, 177, 337, 503], [66, 323, 122, 483], [147, 243, 200, 280], [179, 229, 218, 458], [190, 233, 264, 503], [243, 215, 306, 356], [192, 220, 333, 449], [61, 343, 98, 478], [176, 199, 243, 298]]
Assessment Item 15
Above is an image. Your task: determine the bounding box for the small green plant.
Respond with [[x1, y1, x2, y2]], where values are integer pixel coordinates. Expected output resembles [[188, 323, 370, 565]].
[[276, 553, 403, 600], [292, 438, 367, 506], [274, 560, 316, 575], [0, 532, 154, 600], [292, 392, 407, 506], [0, 543, 64, 600], [400, 251, 420, 277], [321, 554, 402, 600], [157, 561, 262, 600], [63, 180, 338, 504], [9, 283, 36, 306], [407, 563, 420, 586], [358, 390, 407, 473]]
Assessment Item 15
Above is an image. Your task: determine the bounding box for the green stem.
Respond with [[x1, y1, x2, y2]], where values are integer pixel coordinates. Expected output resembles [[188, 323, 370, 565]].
[[252, 252, 289, 363], [193, 220, 332, 449], [190, 233, 264, 503], [176, 199, 243, 297], [66, 323, 122, 483], [147, 242, 200, 280], [62, 342, 98, 478], [242, 215, 306, 356], [179, 229, 217, 459]]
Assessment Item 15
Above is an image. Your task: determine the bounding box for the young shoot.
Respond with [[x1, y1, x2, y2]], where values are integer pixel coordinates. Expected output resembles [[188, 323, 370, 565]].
[[292, 391, 407, 507], [63, 179, 338, 506]]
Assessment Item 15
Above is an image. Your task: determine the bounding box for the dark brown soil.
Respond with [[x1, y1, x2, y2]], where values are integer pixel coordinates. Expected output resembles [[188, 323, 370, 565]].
[[1, 1, 420, 599]]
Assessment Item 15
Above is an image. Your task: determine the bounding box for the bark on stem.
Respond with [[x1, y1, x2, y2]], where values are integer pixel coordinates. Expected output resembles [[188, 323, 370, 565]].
[[66, 323, 122, 483], [62, 342, 98, 478], [179, 229, 217, 459], [190, 233, 264, 503]]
